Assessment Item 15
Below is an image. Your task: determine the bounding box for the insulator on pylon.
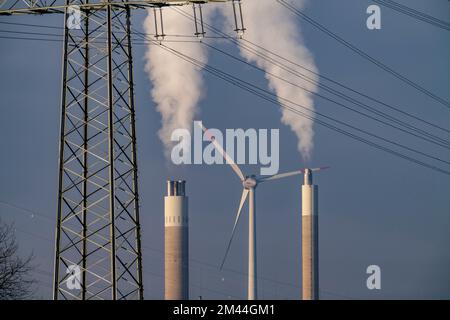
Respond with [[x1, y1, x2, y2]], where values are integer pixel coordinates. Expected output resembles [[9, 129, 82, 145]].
[[232, 0, 246, 38], [153, 7, 165, 42], [192, 3, 206, 39]]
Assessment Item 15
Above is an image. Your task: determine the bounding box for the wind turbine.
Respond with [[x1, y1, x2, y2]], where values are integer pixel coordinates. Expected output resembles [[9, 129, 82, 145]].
[[201, 123, 328, 300]]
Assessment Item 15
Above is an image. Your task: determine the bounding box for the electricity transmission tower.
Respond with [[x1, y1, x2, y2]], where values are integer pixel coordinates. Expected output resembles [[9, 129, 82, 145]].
[[0, 0, 229, 300]]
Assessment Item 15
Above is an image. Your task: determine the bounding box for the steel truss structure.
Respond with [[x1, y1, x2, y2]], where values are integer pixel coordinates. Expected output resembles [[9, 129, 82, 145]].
[[54, 4, 143, 300], [0, 0, 227, 300]]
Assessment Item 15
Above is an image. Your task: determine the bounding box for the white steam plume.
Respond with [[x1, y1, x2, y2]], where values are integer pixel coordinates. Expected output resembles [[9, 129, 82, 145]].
[[145, 2, 317, 160], [144, 7, 211, 156], [220, 0, 318, 160]]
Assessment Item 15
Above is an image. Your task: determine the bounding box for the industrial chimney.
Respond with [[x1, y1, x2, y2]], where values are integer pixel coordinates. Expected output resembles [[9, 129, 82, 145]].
[[301, 169, 319, 300], [165, 180, 189, 300]]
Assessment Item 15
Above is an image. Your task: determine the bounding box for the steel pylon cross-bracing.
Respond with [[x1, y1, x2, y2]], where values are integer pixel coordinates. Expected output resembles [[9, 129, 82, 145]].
[[0, 0, 227, 300], [53, 3, 144, 301]]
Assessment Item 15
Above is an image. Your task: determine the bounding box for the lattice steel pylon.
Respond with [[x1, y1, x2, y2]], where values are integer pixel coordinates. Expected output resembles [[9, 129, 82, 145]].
[[0, 0, 227, 300]]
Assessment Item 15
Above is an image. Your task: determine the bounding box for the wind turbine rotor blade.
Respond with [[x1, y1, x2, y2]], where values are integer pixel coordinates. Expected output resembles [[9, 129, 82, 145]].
[[200, 123, 245, 182], [258, 166, 331, 183], [220, 188, 249, 269], [310, 166, 331, 172], [258, 169, 305, 183]]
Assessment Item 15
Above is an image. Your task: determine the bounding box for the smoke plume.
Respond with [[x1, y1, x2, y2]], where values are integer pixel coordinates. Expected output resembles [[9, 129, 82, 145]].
[[220, 0, 318, 160], [145, 1, 318, 160], [144, 7, 210, 156]]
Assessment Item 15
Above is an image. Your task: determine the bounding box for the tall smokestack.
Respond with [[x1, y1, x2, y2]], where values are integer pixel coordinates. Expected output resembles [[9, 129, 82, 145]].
[[301, 169, 319, 300], [165, 180, 189, 300]]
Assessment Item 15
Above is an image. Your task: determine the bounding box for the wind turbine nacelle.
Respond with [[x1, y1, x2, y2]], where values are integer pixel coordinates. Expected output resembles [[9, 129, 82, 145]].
[[243, 176, 257, 189]]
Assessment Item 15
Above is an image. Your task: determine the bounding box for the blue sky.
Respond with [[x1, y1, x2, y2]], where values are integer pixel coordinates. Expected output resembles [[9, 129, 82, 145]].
[[0, 0, 449, 299]]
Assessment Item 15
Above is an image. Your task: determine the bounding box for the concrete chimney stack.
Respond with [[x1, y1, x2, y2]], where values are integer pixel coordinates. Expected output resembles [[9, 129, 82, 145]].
[[301, 169, 319, 300], [164, 180, 189, 300]]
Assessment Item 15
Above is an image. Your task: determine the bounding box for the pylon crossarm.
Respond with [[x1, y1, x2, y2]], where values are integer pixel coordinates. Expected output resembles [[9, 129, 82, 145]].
[[0, 0, 227, 16]]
